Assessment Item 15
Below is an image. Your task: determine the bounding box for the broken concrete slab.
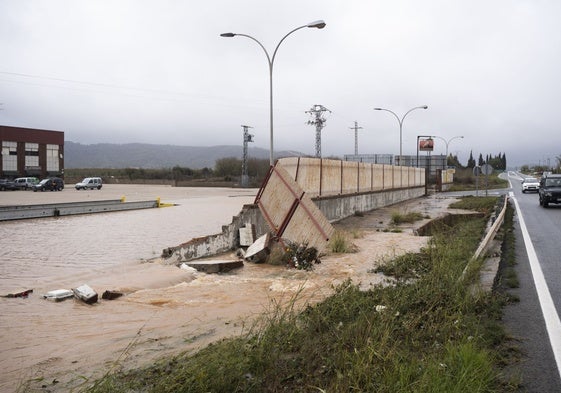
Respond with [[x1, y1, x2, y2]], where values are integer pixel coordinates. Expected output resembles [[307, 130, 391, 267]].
[[239, 223, 256, 247], [185, 259, 244, 274], [243, 233, 271, 263]]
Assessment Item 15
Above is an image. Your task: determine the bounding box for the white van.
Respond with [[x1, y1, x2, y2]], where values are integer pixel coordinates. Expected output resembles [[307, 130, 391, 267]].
[[75, 177, 103, 190], [14, 177, 39, 190]]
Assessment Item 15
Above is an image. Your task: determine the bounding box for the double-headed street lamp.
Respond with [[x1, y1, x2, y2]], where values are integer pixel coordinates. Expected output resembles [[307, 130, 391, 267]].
[[433, 135, 464, 167], [373, 105, 428, 166], [221, 20, 326, 166]]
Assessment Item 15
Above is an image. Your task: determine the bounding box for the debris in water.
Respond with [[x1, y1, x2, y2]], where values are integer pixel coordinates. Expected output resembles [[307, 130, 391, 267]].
[[43, 289, 74, 302], [101, 290, 124, 300], [2, 289, 33, 298], [72, 284, 98, 304]]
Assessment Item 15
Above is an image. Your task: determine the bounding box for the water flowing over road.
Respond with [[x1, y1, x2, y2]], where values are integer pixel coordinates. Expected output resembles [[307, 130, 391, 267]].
[[0, 184, 431, 392]]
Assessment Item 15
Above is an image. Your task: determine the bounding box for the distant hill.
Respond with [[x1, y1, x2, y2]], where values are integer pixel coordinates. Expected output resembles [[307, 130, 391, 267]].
[[64, 141, 303, 169]]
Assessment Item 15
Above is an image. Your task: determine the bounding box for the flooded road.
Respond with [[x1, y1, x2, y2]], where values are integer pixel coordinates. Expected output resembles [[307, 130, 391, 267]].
[[0, 185, 434, 392], [0, 185, 259, 392]]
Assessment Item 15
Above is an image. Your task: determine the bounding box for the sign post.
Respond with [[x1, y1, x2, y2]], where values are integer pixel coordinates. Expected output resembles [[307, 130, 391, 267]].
[[473, 166, 481, 196], [481, 163, 493, 196]]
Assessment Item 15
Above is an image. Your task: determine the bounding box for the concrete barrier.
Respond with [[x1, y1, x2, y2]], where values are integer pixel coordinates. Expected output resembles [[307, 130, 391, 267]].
[[0, 199, 160, 221], [162, 158, 427, 264]]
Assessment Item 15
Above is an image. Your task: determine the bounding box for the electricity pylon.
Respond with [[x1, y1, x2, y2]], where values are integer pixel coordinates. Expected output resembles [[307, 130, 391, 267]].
[[349, 121, 363, 155], [306, 104, 331, 158], [241, 125, 254, 187]]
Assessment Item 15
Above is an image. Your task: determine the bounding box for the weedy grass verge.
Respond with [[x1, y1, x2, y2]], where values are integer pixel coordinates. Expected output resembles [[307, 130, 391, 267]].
[[82, 196, 516, 393], [390, 210, 426, 225]]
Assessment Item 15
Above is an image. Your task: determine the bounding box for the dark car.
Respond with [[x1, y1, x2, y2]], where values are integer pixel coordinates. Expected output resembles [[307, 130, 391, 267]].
[[32, 177, 64, 192], [0, 178, 18, 191], [539, 174, 561, 207]]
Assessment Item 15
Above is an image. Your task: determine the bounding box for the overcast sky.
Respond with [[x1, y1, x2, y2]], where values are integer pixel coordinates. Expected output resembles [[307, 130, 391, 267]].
[[1, 0, 560, 168]]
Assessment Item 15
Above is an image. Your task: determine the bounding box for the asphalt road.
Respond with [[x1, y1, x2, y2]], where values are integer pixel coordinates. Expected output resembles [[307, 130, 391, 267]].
[[502, 172, 561, 392]]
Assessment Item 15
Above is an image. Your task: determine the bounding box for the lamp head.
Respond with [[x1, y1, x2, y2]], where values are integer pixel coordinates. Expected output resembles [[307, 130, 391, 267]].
[[307, 20, 326, 29], [220, 33, 236, 37], [421, 105, 428, 109]]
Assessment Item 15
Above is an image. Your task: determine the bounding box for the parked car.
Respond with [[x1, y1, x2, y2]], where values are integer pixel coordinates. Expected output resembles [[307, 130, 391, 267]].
[[13, 177, 39, 190], [539, 174, 561, 207], [75, 177, 102, 190], [521, 177, 540, 193], [32, 177, 64, 192], [0, 178, 18, 191]]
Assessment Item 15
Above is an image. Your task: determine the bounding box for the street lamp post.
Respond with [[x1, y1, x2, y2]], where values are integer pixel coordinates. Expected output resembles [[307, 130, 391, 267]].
[[373, 105, 428, 166], [221, 20, 326, 166], [433, 135, 464, 168]]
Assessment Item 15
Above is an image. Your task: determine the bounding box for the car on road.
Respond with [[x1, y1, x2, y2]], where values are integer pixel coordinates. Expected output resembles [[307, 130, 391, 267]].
[[0, 178, 18, 191], [13, 177, 39, 190], [521, 177, 540, 193], [75, 177, 102, 190], [539, 174, 561, 207], [32, 177, 64, 192]]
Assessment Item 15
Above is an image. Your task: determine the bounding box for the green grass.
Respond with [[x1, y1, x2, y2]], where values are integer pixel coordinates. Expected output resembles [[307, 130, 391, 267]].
[[448, 168, 509, 192], [328, 230, 358, 254], [450, 196, 498, 215], [82, 196, 515, 393], [390, 211, 425, 225]]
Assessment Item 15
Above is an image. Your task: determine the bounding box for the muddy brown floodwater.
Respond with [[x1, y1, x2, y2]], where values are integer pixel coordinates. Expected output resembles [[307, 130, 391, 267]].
[[0, 185, 453, 392]]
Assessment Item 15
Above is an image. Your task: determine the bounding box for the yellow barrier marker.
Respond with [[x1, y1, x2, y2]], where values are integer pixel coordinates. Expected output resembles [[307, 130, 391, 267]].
[[120, 196, 126, 203]]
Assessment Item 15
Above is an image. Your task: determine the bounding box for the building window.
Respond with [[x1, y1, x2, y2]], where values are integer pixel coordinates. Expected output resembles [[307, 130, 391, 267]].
[[46, 144, 59, 172], [2, 141, 17, 171], [25, 143, 39, 167]]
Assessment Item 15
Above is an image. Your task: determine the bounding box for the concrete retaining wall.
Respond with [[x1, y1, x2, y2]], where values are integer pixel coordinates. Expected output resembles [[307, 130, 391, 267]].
[[162, 187, 425, 263], [162, 158, 427, 263], [279, 157, 425, 198], [315, 186, 426, 221]]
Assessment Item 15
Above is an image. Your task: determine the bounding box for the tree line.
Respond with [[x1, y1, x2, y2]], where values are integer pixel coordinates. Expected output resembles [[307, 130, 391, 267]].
[[447, 151, 507, 170], [65, 157, 272, 186]]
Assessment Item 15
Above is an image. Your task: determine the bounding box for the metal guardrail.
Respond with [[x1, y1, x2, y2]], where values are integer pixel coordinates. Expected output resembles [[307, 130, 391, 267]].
[[460, 195, 509, 281], [0, 199, 160, 221]]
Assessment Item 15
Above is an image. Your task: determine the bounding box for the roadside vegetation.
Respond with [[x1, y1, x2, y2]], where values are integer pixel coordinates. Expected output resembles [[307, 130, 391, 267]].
[[447, 168, 509, 192], [390, 210, 426, 225], [81, 196, 519, 392], [65, 157, 271, 187]]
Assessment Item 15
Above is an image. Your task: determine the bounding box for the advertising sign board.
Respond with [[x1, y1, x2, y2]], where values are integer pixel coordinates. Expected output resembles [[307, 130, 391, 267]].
[[419, 138, 434, 152]]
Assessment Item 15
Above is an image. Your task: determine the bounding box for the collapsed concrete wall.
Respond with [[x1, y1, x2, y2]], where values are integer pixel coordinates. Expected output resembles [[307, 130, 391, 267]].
[[161, 158, 427, 264], [161, 203, 268, 263]]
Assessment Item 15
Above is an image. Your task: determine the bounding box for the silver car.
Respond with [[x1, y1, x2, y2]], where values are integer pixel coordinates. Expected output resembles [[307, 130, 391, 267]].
[[75, 177, 103, 190]]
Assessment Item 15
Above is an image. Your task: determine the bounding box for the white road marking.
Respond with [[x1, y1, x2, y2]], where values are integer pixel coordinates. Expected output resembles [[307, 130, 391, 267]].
[[510, 191, 561, 379]]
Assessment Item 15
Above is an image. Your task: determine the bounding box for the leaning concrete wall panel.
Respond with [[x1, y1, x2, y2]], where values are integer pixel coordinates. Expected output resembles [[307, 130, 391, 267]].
[[282, 197, 334, 252], [257, 165, 334, 254]]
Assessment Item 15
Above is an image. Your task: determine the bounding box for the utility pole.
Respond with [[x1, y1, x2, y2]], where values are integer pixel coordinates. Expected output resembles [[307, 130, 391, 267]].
[[349, 121, 363, 155], [241, 125, 254, 188], [306, 104, 331, 158]]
